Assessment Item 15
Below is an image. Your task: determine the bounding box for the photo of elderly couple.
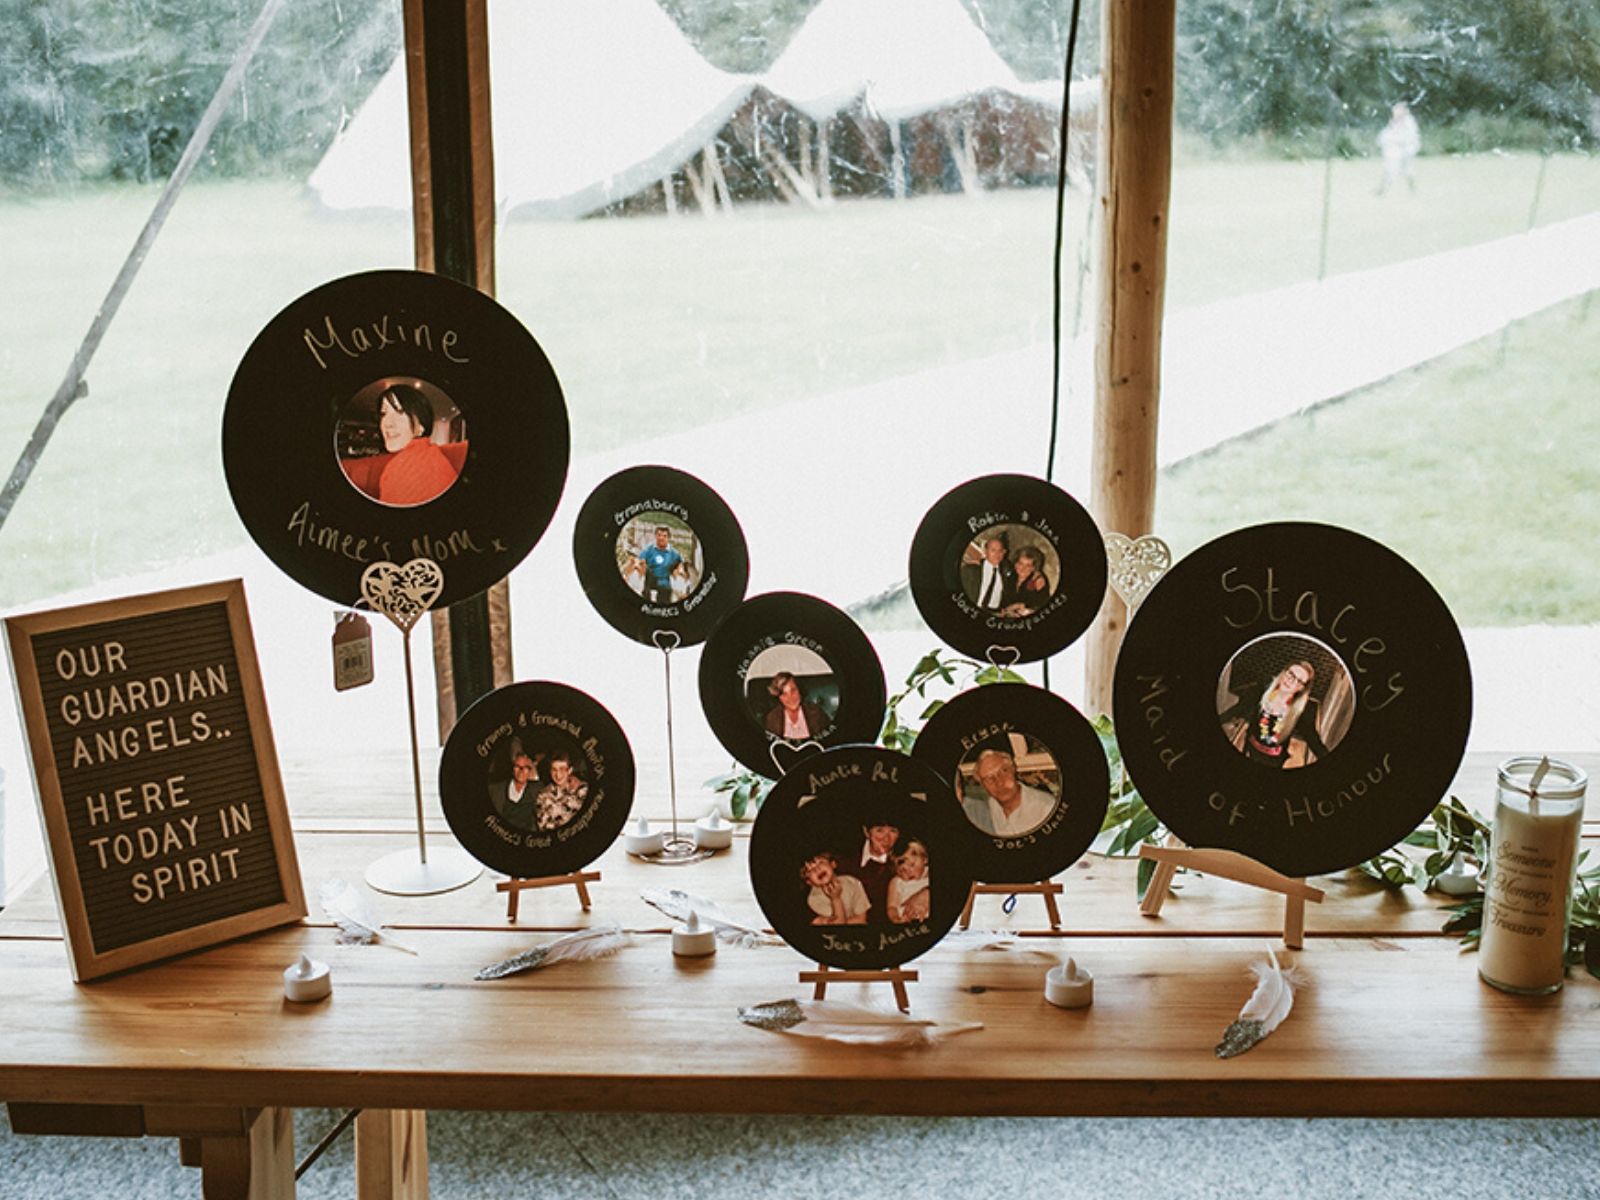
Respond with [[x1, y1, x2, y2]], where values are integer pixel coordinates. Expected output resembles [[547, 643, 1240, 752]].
[[484, 734, 593, 833], [798, 817, 930, 927], [959, 523, 1060, 618]]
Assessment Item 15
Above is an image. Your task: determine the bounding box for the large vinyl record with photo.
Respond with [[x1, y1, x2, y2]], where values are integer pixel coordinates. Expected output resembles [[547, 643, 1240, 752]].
[[572, 465, 748, 648], [698, 592, 886, 780], [749, 746, 976, 969], [911, 683, 1108, 884], [1112, 522, 1471, 878], [223, 270, 568, 608], [439, 681, 635, 878], [908, 474, 1106, 662]]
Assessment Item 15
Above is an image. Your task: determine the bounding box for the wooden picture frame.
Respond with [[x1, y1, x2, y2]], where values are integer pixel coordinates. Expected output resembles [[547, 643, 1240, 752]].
[[5, 580, 306, 981]]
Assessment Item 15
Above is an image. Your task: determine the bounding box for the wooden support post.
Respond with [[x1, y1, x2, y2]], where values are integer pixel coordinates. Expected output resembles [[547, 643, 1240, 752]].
[[959, 881, 1064, 931], [799, 965, 918, 1013], [495, 870, 600, 922], [148, 1107, 293, 1200], [1084, 0, 1176, 717], [356, 1109, 430, 1200], [403, 0, 512, 739]]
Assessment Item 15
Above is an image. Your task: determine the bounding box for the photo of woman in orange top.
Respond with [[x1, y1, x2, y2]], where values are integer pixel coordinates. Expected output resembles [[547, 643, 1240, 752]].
[[339, 383, 464, 507]]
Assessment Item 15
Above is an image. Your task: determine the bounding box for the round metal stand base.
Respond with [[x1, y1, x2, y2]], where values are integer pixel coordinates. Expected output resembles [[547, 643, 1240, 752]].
[[365, 847, 483, 896]]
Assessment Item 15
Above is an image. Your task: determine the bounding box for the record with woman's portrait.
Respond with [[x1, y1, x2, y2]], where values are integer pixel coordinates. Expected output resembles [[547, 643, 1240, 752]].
[[223, 270, 569, 608], [572, 465, 749, 647], [908, 474, 1106, 662], [911, 683, 1108, 884], [698, 592, 885, 779], [749, 745, 976, 970], [438, 680, 635, 878], [1112, 522, 1472, 878]]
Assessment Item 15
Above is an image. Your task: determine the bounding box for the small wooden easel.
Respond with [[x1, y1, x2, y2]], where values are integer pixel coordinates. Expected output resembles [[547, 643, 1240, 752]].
[[799, 965, 919, 1013], [496, 871, 601, 923], [959, 881, 1063, 931], [1137, 836, 1324, 948]]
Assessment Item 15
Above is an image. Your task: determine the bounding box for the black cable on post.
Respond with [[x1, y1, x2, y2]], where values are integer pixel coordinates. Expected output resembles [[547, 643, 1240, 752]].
[[1043, 0, 1086, 695]]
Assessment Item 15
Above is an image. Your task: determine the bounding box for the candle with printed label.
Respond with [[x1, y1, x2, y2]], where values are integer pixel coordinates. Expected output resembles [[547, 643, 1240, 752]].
[[1478, 756, 1586, 995]]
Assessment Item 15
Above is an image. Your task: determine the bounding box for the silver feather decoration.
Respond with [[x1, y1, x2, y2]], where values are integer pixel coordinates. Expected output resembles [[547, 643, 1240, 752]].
[[319, 878, 418, 954], [475, 922, 629, 980], [1215, 950, 1301, 1058], [738, 998, 982, 1047], [640, 887, 782, 947]]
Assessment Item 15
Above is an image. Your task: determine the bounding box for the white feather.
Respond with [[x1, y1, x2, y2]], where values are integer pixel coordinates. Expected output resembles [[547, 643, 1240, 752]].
[[475, 922, 629, 980], [1216, 950, 1302, 1058], [319, 878, 418, 954], [738, 998, 982, 1047], [640, 887, 782, 947]]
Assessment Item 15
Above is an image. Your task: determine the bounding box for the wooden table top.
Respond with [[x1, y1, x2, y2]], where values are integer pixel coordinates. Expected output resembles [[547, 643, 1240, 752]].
[[2, 749, 1596, 1119]]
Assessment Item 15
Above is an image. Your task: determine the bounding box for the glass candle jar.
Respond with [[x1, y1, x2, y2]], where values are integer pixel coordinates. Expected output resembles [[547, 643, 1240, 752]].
[[1478, 756, 1587, 995]]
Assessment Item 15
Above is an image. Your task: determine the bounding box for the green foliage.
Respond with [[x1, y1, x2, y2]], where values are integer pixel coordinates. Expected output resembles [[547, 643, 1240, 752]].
[[0, 0, 398, 188], [878, 648, 1026, 754], [702, 767, 773, 821]]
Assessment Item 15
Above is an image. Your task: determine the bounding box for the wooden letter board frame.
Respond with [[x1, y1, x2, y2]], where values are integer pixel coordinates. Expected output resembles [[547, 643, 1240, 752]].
[[6, 580, 306, 981]]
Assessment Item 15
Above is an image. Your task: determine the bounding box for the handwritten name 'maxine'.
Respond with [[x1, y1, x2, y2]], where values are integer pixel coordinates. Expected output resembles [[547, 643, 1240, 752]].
[[302, 314, 468, 370]]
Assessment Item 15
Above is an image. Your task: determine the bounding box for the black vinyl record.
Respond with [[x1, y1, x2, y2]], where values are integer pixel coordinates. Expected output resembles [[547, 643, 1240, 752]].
[[572, 465, 748, 647], [911, 683, 1108, 884], [439, 681, 635, 878], [749, 745, 976, 969], [223, 270, 568, 608], [908, 474, 1106, 662], [1112, 522, 1472, 878], [698, 592, 886, 780]]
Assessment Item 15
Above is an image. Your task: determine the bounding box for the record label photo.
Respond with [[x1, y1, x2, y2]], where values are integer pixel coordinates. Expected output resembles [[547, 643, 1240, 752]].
[[223, 269, 569, 609], [1112, 522, 1472, 878], [572, 465, 748, 647], [908, 474, 1107, 662], [748, 746, 977, 970], [438, 681, 635, 879], [911, 683, 1108, 885], [698, 592, 886, 779]]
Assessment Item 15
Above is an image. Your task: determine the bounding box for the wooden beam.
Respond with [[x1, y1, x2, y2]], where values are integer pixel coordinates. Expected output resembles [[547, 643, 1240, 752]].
[[356, 1109, 430, 1200], [1084, 0, 1176, 717], [403, 0, 513, 740]]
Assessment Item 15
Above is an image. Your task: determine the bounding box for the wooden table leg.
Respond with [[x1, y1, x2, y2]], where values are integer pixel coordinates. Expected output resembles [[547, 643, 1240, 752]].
[[145, 1106, 294, 1200], [355, 1109, 429, 1200]]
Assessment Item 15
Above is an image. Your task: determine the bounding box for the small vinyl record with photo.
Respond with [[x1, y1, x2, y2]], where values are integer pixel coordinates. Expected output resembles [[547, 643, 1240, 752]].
[[698, 592, 886, 780], [438, 680, 635, 879], [1112, 522, 1472, 878], [908, 474, 1106, 662], [911, 683, 1108, 884], [223, 270, 569, 609], [572, 465, 749, 648], [749, 745, 976, 970]]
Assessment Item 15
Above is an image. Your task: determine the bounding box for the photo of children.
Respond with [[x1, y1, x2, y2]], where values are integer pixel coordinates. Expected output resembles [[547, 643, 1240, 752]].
[[796, 813, 932, 927], [483, 732, 593, 832], [335, 378, 467, 508], [955, 732, 1062, 838], [958, 523, 1060, 618], [744, 644, 839, 743], [614, 512, 702, 604], [1216, 633, 1355, 770]]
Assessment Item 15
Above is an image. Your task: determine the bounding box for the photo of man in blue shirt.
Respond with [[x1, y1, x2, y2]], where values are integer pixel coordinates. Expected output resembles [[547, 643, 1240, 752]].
[[630, 525, 688, 604]]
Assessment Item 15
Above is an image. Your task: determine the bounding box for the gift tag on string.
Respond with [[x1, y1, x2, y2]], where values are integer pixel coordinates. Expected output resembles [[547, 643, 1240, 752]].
[[332, 610, 374, 692]]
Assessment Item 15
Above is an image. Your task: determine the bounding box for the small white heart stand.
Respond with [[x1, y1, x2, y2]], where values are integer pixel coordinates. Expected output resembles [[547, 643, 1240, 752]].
[[632, 630, 712, 866], [359, 558, 483, 896]]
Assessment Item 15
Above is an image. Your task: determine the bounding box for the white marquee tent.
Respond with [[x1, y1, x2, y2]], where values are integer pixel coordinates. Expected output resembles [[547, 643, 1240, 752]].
[[308, 0, 757, 218]]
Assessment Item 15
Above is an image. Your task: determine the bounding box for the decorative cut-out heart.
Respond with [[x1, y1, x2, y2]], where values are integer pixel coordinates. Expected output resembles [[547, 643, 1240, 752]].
[[1104, 533, 1172, 612], [769, 739, 825, 777], [984, 645, 1022, 670], [651, 629, 682, 653], [360, 558, 445, 633]]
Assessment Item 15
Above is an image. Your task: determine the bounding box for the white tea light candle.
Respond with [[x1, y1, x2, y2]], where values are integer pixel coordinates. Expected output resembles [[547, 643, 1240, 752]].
[[1478, 756, 1586, 995]]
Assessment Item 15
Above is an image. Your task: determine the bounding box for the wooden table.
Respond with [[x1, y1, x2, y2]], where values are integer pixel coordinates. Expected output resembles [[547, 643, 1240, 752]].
[[3, 751, 1597, 1199]]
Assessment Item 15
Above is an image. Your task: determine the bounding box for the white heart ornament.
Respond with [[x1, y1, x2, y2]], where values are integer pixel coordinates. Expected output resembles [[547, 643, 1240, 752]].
[[1104, 533, 1172, 612], [769, 739, 825, 777], [361, 558, 445, 633]]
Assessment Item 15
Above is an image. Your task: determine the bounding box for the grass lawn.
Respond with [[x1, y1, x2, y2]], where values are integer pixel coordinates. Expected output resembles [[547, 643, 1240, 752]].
[[1156, 291, 1600, 627], [0, 151, 1595, 609]]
